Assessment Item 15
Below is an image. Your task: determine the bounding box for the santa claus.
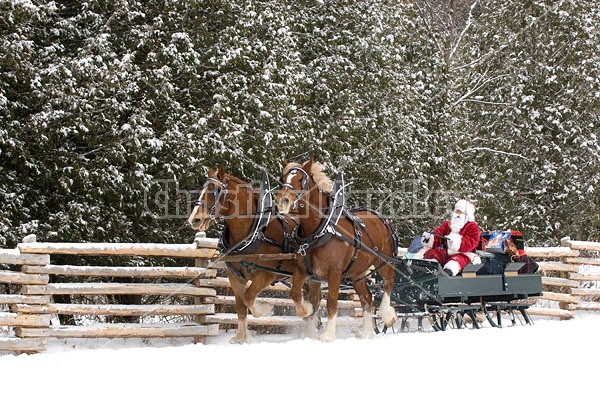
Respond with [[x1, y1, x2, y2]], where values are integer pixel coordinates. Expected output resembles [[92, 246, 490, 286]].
[[421, 199, 480, 276]]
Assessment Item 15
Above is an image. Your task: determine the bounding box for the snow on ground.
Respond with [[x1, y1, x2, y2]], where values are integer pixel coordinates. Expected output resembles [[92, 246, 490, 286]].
[[1, 313, 599, 398]]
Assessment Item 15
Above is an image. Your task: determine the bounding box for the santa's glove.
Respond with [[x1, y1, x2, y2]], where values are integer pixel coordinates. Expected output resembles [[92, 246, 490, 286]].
[[421, 232, 433, 248], [446, 233, 462, 251]]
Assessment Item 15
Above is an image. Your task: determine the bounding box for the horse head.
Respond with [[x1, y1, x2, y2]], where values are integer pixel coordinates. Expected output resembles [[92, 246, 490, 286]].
[[188, 166, 228, 231], [188, 166, 255, 231], [275, 158, 334, 216], [275, 159, 314, 215]]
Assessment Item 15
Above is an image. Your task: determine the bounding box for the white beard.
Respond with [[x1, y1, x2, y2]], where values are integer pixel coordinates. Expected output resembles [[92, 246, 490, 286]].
[[450, 212, 467, 233]]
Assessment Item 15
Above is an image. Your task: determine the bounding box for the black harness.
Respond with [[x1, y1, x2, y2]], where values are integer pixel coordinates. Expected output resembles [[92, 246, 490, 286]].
[[294, 172, 346, 256], [330, 208, 400, 281], [285, 169, 400, 282], [216, 171, 297, 280], [219, 170, 274, 256]]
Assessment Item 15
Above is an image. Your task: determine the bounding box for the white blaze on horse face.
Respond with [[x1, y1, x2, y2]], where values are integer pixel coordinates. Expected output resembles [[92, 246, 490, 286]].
[[197, 185, 210, 206], [276, 171, 299, 214], [187, 185, 211, 230], [187, 205, 200, 227], [285, 169, 299, 185]]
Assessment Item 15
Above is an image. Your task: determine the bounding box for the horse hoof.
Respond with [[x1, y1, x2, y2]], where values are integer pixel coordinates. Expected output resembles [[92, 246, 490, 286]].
[[355, 330, 375, 339], [294, 299, 315, 318], [318, 333, 335, 342], [229, 335, 247, 344], [301, 316, 320, 339]]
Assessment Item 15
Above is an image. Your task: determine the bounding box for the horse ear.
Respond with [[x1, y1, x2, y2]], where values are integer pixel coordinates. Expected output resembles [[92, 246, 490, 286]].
[[208, 167, 217, 178], [303, 158, 313, 173], [217, 165, 226, 180], [281, 160, 288, 169]]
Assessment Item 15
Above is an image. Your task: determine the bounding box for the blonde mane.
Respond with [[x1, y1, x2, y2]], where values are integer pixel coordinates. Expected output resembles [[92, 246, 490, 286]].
[[283, 160, 333, 193]]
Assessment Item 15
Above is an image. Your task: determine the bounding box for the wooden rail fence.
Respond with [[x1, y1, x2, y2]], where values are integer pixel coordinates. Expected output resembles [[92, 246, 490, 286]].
[[1, 235, 599, 354], [0, 238, 222, 353], [526, 237, 600, 319]]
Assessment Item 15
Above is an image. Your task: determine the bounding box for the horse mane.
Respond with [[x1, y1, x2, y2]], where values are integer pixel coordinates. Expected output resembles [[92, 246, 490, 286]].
[[284, 161, 333, 193]]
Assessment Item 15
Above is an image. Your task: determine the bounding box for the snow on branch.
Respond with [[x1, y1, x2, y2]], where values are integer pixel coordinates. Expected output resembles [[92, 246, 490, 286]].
[[462, 147, 528, 159]]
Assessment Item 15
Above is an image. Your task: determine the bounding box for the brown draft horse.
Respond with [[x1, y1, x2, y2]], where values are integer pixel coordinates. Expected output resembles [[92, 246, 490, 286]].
[[275, 159, 398, 342], [187, 166, 322, 343]]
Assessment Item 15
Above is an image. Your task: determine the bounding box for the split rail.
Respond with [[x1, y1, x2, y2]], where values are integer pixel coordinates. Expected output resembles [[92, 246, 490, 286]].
[[525, 237, 600, 319]]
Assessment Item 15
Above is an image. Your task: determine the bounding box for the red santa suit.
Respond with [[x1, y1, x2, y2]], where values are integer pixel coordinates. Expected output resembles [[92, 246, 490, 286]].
[[422, 200, 480, 276]]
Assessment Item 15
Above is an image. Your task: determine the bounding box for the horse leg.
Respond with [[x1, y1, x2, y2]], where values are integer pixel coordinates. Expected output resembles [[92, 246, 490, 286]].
[[320, 273, 342, 342], [352, 278, 375, 338], [301, 279, 322, 339], [227, 270, 250, 344], [243, 271, 276, 318], [290, 268, 313, 318], [377, 263, 398, 327]]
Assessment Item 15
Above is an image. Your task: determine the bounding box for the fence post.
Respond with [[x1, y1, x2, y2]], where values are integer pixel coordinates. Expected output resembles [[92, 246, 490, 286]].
[[193, 232, 215, 344], [0, 241, 51, 353], [558, 237, 573, 314]]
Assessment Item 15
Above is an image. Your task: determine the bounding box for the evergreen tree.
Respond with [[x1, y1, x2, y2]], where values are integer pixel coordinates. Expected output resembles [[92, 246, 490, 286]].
[[0, 1, 217, 247], [457, 0, 600, 243], [1, 0, 599, 248]]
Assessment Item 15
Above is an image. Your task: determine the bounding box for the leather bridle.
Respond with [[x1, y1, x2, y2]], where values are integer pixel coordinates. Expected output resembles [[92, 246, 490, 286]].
[[278, 167, 311, 211], [195, 176, 230, 222]]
